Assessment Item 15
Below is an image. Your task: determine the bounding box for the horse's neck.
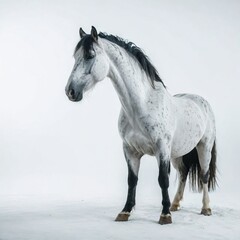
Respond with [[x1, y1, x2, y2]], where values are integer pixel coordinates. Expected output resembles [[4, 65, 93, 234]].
[[103, 40, 168, 119]]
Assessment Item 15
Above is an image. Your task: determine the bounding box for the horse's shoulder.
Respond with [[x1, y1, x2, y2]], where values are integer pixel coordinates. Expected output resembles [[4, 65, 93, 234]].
[[118, 108, 130, 137]]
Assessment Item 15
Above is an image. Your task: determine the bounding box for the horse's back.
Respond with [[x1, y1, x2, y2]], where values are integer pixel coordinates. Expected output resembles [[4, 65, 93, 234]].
[[173, 93, 215, 128], [174, 93, 214, 116]]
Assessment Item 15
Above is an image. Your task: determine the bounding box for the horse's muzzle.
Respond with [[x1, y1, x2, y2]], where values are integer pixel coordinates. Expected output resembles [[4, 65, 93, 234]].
[[66, 87, 83, 102]]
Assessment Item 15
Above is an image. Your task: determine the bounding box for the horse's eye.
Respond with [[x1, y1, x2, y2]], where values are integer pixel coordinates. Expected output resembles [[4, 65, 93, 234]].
[[85, 50, 95, 60], [85, 54, 94, 60]]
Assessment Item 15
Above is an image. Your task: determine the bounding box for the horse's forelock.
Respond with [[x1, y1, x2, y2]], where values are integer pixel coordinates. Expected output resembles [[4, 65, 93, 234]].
[[74, 35, 95, 56]]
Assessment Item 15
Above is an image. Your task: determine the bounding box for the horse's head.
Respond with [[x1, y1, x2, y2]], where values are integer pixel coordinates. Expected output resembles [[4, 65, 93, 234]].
[[65, 26, 109, 102]]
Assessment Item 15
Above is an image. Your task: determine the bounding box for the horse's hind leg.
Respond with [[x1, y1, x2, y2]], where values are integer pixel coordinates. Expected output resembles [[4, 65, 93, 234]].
[[115, 145, 142, 222], [196, 141, 214, 216], [170, 157, 188, 211], [170, 148, 197, 211]]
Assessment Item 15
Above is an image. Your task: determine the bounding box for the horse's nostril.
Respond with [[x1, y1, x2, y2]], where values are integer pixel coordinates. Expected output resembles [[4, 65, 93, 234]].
[[69, 89, 75, 98]]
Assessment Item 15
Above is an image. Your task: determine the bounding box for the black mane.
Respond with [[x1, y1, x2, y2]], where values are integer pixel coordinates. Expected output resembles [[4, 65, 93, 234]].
[[74, 32, 165, 88]]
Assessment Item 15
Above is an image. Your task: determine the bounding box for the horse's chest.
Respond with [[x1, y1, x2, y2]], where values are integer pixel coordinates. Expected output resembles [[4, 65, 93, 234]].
[[118, 113, 155, 155], [126, 128, 154, 155]]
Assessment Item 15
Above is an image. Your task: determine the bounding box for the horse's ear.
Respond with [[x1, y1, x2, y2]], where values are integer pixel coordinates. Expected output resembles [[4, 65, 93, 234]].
[[79, 27, 86, 38], [91, 26, 98, 42]]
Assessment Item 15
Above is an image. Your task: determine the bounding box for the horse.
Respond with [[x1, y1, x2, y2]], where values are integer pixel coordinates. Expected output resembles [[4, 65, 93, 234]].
[[65, 26, 217, 224]]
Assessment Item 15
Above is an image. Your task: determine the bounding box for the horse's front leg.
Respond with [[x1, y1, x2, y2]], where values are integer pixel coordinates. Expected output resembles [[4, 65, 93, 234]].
[[115, 145, 142, 222], [157, 152, 172, 224]]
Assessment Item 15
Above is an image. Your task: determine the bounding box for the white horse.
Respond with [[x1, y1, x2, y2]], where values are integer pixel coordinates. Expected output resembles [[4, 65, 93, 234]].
[[65, 26, 217, 224]]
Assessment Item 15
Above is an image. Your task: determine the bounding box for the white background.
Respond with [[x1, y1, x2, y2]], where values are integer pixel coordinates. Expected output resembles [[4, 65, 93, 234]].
[[0, 0, 240, 224]]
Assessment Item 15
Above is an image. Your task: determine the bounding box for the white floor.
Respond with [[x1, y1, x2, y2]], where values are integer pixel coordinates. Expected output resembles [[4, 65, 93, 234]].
[[0, 195, 239, 240]]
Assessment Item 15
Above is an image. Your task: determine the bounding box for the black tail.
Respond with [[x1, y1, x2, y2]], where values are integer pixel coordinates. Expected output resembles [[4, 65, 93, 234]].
[[208, 141, 217, 191], [182, 141, 217, 192]]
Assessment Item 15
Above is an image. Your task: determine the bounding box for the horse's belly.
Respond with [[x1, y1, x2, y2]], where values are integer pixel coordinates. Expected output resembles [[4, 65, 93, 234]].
[[171, 130, 202, 158]]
